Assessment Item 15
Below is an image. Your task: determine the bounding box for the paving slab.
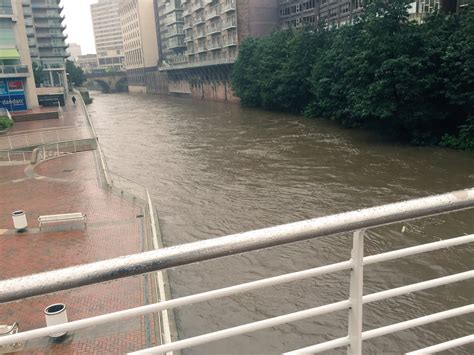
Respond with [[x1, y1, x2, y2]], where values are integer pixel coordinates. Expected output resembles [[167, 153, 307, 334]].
[[0, 151, 157, 353]]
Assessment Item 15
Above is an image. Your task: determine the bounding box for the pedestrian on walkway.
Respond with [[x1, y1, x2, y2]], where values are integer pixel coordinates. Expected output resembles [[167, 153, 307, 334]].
[[72, 96, 77, 105]]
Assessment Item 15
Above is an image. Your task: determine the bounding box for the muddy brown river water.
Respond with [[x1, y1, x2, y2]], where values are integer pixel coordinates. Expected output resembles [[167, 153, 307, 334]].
[[89, 92, 473, 354]]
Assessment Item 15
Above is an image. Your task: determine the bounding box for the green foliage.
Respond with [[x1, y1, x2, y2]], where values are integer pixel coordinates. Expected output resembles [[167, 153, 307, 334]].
[[32, 61, 43, 87], [0, 116, 13, 130], [66, 60, 86, 87], [231, 0, 474, 150]]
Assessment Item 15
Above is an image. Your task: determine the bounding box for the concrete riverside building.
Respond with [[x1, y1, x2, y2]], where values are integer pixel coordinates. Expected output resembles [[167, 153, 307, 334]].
[[279, 0, 363, 28], [0, 0, 39, 111], [67, 42, 82, 62], [77, 54, 99, 73], [91, 0, 125, 71], [155, 0, 280, 100], [119, 0, 160, 93]]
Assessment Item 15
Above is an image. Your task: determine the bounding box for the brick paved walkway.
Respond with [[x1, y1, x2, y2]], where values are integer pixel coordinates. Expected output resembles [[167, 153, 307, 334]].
[[8, 101, 88, 133], [0, 150, 157, 352]]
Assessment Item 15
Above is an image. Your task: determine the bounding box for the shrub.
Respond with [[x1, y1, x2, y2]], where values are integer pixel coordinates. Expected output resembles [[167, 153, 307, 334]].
[[0, 116, 13, 130]]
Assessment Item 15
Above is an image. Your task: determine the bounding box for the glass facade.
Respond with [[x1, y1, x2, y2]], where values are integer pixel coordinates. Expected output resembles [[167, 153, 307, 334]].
[[0, 0, 13, 15]]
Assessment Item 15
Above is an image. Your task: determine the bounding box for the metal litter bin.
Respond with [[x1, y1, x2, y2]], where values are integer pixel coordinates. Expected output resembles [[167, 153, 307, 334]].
[[11, 210, 27, 232], [44, 303, 68, 338]]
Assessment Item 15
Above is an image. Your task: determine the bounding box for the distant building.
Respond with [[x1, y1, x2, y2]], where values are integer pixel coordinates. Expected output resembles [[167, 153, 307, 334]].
[[22, 0, 69, 93], [158, 0, 280, 67], [279, 0, 363, 28], [119, 0, 160, 93], [67, 43, 82, 62], [0, 0, 39, 111], [77, 54, 99, 73], [91, 0, 125, 71]]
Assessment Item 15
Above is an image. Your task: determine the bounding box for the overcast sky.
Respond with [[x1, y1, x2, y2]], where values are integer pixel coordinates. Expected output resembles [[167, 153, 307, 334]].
[[62, 0, 97, 55]]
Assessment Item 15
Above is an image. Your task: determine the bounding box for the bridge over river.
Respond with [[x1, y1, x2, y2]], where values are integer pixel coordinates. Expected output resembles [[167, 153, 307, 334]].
[[87, 92, 474, 354]]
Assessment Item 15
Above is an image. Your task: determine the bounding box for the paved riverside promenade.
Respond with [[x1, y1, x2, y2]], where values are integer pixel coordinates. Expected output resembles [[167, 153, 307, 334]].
[[0, 103, 157, 353]]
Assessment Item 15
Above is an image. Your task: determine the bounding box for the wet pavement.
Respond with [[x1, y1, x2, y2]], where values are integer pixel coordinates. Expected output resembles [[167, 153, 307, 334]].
[[0, 102, 157, 353]]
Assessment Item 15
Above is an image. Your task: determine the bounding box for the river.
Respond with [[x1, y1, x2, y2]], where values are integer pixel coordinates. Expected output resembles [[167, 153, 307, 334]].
[[88, 92, 473, 354]]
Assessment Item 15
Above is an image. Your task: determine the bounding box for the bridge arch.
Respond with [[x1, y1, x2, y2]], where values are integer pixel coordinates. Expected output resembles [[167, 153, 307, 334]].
[[86, 79, 111, 93], [115, 77, 129, 92]]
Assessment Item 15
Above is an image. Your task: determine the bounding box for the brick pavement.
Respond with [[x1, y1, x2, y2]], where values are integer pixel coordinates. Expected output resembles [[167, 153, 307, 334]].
[[8, 101, 88, 133], [0, 150, 158, 353]]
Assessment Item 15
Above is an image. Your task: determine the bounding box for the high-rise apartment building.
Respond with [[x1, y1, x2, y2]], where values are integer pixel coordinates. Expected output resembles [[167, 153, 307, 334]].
[[0, 0, 38, 111], [158, 0, 280, 67], [119, 0, 160, 93], [91, 0, 125, 71], [22, 0, 69, 92]]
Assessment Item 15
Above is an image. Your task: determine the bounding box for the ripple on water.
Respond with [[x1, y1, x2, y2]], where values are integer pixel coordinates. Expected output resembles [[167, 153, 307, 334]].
[[90, 92, 474, 354]]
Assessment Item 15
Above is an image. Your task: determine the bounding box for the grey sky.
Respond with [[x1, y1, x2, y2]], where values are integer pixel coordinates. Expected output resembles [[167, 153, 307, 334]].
[[62, 0, 97, 55]]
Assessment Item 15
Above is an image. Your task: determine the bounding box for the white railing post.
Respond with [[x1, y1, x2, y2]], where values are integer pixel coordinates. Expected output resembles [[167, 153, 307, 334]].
[[347, 229, 364, 355], [8, 136, 12, 150]]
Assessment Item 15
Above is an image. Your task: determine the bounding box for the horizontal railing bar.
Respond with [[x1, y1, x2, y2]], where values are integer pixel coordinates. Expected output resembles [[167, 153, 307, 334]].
[[130, 272, 472, 354], [363, 271, 472, 304], [406, 334, 473, 354], [130, 301, 352, 354], [0, 188, 472, 303], [0, 261, 353, 346], [364, 234, 474, 265], [362, 305, 473, 340], [0, 270, 469, 348], [285, 305, 472, 354]]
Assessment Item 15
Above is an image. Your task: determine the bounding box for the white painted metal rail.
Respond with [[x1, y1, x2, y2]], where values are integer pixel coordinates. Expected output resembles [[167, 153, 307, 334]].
[[0, 126, 92, 150], [0, 189, 472, 354]]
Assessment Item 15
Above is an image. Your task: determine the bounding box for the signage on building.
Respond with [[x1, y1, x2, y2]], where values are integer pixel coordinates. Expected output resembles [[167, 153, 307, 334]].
[[0, 79, 27, 111]]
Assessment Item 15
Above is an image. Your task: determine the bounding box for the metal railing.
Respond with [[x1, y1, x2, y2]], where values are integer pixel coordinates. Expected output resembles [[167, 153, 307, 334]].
[[0, 149, 33, 163], [0, 126, 93, 150], [33, 139, 97, 164], [0, 188, 472, 354], [0, 64, 29, 75], [74, 89, 111, 186]]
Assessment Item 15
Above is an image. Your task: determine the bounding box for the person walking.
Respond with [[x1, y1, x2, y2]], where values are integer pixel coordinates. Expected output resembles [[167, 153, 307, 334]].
[[72, 96, 77, 105]]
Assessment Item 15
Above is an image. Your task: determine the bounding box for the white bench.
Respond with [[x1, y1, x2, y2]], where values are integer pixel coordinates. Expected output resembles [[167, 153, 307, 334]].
[[38, 213, 87, 231]]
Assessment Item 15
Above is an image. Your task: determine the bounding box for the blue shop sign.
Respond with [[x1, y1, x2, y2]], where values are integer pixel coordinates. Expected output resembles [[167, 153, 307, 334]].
[[0, 79, 27, 111]]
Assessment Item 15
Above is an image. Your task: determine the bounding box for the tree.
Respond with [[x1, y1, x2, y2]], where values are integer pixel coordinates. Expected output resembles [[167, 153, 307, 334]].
[[66, 60, 86, 87], [32, 61, 43, 87]]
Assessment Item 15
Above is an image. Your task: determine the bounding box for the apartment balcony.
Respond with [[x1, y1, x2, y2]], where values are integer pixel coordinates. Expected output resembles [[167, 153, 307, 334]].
[[165, 26, 185, 38], [181, 0, 188, 5], [0, 64, 29, 78], [222, 36, 238, 47], [195, 29, 206, 39], [207, 22, 221, 35], [193, 0, 204, 12], [31, 1, 61, 10], [37, 42, 69, 49], [196, 45, 207, 54], [32, 12, 65, 22], [35, 22, 66, 31], [167, 54, 188, 65], [168, 38, 186, 50], [36, 32, 67, 40], [205, 6, 220, 20], [222, 0, 236, 13], [204, 0, 214, 5], [183, 7, 191, 17], [194, 14, 205, 25], [207, 41, 221, 51], [185, 33, 194, 43], [164, 1, 182, 15], [222, 17, 236, 30], [39, 50, 69, 58]]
